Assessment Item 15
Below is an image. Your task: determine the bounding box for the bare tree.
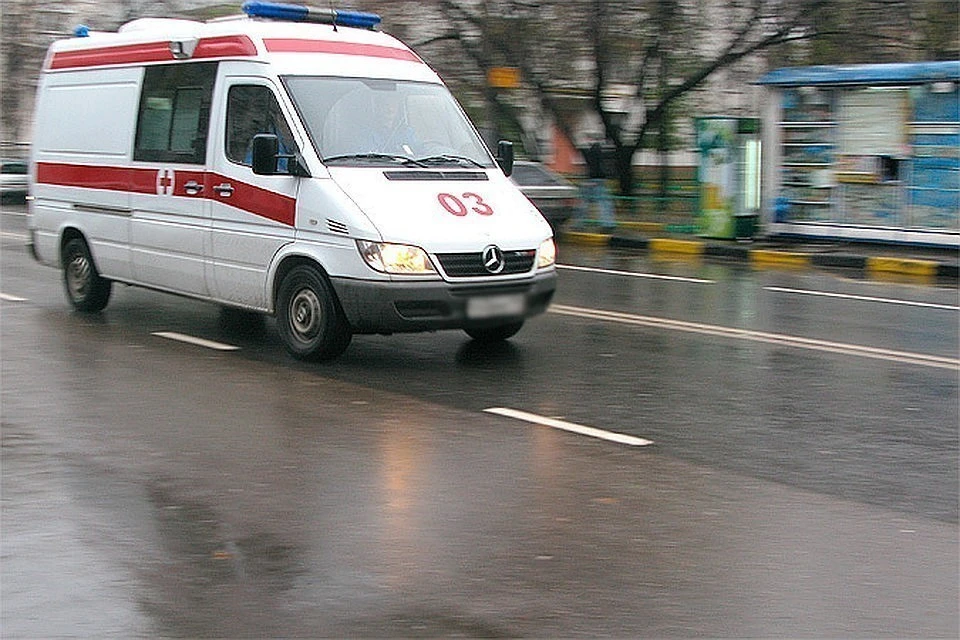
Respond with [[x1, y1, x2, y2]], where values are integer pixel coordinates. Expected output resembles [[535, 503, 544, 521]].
[[413, 0, 833, 195], [805, 0, 959, 63]]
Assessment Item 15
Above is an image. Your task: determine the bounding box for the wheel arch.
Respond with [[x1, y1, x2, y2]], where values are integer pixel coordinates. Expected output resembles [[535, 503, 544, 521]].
[[270, 253, 334, 314]]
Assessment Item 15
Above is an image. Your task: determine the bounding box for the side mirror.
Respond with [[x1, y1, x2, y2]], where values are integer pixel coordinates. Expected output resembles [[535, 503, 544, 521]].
[[496, 140, 514, 177], [251, 134, 312, 177], [251, 134, 279, 175]]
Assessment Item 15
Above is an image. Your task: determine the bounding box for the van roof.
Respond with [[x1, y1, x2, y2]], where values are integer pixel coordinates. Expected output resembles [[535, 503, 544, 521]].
[[44, 7, 437, 83]]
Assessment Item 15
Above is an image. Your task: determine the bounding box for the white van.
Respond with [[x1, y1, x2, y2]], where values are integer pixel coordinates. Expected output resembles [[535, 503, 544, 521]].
[[29, 1, 557, 360]]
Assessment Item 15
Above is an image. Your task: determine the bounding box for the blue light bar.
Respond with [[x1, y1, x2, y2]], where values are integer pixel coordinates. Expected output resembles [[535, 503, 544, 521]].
[[242, 1, 381, 29]]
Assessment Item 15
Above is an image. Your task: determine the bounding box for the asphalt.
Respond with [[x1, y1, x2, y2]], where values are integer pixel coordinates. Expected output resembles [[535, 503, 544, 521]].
[[561, 222, 960, 282]]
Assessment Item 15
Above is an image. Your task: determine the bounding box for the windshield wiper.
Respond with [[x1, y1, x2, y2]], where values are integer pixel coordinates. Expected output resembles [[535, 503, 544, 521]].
[[415, 154, 486, 169], [323, 153, 427, 167]]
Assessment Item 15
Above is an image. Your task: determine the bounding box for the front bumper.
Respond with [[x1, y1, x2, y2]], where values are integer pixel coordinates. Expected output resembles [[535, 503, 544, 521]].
[[331, 270, 557, 334]]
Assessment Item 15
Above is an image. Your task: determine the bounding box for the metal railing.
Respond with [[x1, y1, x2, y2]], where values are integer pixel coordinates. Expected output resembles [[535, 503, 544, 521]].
[[572, 180, 701, 234]]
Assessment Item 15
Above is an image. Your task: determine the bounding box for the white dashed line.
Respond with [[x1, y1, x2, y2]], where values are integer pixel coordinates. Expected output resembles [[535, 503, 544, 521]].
[[558, 264, 714, 284], [0, 293, 28, 302], [152, 331, 239, 351], [550, 304, 959, 370], [765, 286, 959, 311], [484, 407, 654, 447]]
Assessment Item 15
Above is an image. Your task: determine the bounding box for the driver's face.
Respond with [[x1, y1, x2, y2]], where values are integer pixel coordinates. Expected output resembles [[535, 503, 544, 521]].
[[381, 96, 400, 122]]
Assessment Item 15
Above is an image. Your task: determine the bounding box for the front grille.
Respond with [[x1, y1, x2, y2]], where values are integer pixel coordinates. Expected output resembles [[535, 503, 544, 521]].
[[435, 249, 536, 278]]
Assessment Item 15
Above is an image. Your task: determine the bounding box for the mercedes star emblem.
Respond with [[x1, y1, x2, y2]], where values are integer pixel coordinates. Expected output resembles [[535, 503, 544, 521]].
[[482, 245, 505, 274]]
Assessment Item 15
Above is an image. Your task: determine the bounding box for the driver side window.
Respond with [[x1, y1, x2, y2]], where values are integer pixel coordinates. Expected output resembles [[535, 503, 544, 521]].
[[225, 85, 295, 167]]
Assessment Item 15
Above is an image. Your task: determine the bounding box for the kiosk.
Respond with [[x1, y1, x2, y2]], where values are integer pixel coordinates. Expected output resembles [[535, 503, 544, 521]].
[[758, 61, 960, 247]]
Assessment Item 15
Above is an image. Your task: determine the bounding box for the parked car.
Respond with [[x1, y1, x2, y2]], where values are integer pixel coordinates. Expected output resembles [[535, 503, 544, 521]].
[[1, 159, 28, 202], [510, 160, 582, 231]]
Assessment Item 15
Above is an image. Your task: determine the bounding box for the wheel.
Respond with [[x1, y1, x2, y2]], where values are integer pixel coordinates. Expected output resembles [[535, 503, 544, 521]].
[[62, 237, 111, 312], [464, 321, 524, 343], [276, 265, 352, 361]]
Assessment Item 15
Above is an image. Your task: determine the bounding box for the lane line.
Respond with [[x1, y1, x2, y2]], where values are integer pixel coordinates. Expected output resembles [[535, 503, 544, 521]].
[[558, 263, 714, 284], [484, 407, 654, 447], [765, 286, 959, 311], [549, 304, 960, 370], [0, 292, 28, 302], [152, 331, 239, 351]]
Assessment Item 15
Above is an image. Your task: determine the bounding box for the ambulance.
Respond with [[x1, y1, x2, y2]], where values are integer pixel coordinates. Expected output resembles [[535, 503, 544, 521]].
[[29, 1, 557, 360]]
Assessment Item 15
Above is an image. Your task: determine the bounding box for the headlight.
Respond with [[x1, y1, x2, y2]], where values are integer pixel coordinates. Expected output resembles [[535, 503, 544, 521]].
[[537, 238, 556, 268], [357, 240, 436, 274]]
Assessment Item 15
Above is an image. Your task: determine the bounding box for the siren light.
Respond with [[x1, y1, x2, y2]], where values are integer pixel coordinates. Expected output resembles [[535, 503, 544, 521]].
[[242, 1, 381, 29]]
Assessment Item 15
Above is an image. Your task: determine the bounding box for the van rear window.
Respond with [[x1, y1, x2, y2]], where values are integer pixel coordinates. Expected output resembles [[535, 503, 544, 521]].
[[134, 63, 217, 164]]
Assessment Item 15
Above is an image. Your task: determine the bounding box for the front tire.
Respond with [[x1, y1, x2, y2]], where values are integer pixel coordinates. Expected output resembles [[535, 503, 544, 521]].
[[62, 237, 111, 312], [276, 265, 352, 361], [464, 321, 524, 343]]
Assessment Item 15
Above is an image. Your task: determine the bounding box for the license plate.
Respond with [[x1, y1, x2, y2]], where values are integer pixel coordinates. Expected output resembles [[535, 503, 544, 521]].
[[466, 294, 526, 319]]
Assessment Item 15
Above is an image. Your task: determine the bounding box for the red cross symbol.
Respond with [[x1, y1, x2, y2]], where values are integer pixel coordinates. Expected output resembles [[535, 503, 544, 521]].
[[156, 169, 175, 196]]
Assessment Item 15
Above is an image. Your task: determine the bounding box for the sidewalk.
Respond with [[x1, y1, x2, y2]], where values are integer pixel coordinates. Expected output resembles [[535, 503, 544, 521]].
[[560, 222, 959, 282]]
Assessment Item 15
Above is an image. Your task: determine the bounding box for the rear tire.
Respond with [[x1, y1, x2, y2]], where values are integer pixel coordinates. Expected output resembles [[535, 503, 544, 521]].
[[276, 265, 352, 361], [464, 321, 524, 343], [62, 237, 111, 312]]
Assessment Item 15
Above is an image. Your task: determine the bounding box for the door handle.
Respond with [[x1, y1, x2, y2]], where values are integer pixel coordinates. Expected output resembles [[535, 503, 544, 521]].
[[214, 183, 234, 197], [183, 180, 204, 196]]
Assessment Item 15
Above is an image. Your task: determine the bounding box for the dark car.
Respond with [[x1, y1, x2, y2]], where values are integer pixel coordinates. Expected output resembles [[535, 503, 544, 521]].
[[509, 160, 582, 232]]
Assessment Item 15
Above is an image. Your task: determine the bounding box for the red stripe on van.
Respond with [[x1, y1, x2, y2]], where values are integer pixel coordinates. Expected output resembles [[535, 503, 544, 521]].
[[36, 162, 157, 193], [48, 36, 256, 70], [36, 162, 296, 227], [208, 173, 296, 227], [193, 36, 258, 59], [263, 38, 421, 63], [50, 42, 174, 70]]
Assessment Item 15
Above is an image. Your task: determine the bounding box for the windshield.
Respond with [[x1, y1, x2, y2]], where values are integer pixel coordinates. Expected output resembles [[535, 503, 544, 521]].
[[283, 77, 495, 169]]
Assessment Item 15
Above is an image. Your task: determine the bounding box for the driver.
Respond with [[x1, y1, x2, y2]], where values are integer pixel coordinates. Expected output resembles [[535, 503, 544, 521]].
[[372, 92, 419, 155]]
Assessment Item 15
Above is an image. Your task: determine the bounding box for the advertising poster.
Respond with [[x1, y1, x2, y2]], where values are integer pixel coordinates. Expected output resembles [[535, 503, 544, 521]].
[[697, 118, 737, 238]]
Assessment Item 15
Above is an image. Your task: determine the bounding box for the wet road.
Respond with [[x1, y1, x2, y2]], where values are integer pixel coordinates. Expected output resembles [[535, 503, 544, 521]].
[[2, 205, 958, 637]]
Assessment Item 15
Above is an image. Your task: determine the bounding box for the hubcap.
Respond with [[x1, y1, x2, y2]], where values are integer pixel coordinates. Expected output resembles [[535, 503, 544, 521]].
[[290, 287, 322, 341], [67, 254, 90, 298]]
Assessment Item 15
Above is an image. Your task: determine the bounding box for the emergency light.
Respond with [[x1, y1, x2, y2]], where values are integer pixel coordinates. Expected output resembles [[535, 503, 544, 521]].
[[242, 1, 381, 29]]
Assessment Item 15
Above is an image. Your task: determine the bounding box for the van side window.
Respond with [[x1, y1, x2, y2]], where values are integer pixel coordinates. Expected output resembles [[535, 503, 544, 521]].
[[134, 62, 217, 164], [226, 85, 296, 167]]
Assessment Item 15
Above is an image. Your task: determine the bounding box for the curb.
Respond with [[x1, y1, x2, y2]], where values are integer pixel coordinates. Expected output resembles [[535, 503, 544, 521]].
[[750, 249, 811, 268], [648, 238, 705, 256], [564, 231, 958, 280]]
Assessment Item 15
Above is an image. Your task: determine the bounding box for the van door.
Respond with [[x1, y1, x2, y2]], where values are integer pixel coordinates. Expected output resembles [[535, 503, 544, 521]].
[[129, 62, 217, 296], [207, 78, 299, 309]]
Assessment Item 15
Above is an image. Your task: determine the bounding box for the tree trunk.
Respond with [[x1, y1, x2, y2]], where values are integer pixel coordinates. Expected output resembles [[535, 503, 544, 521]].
[[615, 146, 634, 198], [657, 117, 670, 215]]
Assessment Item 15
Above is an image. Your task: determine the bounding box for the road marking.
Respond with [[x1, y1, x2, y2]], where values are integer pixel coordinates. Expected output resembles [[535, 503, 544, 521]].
[[152, 331, 239, 351], [558, 264, 714, 284], [484, 407, 654, 447], [765, 286, 959, 311], [0, 292, 28, 302], [550, 304, 960, 370]]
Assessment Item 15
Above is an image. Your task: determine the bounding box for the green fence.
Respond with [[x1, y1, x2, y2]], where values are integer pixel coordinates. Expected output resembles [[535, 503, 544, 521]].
[[573, 181, 701, 235]]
